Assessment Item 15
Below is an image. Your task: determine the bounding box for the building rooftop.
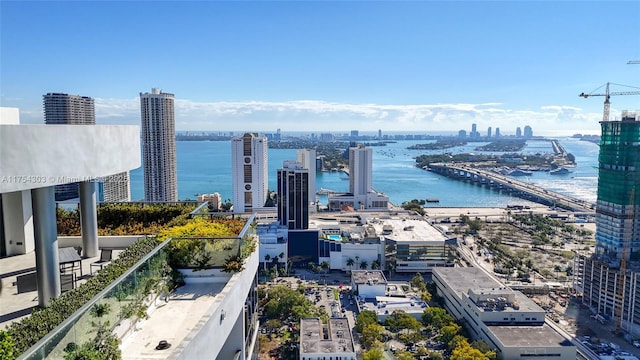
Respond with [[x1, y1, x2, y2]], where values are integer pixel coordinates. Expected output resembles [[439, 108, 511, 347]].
[[488, 325, 574, 348], [433, 267, 542, 313], [368, 296, 428, 316], [351, 270, 387, 285], [370, 218, 448, 243], [299, 318, 354, 355]]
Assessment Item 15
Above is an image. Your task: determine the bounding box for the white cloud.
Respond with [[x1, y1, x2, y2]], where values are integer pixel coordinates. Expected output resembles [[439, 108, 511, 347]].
[[17, 97, 606, 135]]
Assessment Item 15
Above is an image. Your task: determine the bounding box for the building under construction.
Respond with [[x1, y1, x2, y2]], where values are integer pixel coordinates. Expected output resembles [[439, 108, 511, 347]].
[[574, 111, 640, 337]]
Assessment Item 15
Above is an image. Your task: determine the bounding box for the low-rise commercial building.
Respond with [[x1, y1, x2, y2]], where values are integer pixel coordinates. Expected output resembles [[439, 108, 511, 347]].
[[299, 318, 356, 360], [433, 267, 576, 359], [359, 296, 428, 322], [257, 221, 289, 271], [351, 270, 387, 298], [302, 212, 454, 273], [373, 218, 456, 273]]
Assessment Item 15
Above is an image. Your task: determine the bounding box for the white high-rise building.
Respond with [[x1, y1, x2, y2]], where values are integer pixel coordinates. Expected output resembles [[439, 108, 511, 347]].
[[326, 144, 388, 211], [231, 133, 268, 213], [349, 145, 373, 201], [140, 88, 178, 202], [296, 148, 317, 211]]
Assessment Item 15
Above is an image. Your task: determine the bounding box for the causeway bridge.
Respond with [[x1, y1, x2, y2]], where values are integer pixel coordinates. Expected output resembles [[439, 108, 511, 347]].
[[427, 163, 595, 213]]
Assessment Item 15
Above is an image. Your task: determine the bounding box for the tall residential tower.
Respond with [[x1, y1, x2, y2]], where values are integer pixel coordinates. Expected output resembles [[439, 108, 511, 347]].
[[349, 145, 373, 202], [140, 88, 178, 202], [328, 144, 387, 211], [231, 133, 268, 213], [44, 93, 130, 202]]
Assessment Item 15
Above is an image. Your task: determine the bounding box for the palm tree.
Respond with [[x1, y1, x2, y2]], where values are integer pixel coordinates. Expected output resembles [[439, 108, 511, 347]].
[[278, 252, 286, 273], [386, 262, 396, 277], [554, 265, 562, 280], [264, 254, 271, 271], [346, 258, 355, 273], [371, 260, 380, 270], [321, 261, 330, 272], [359, 261, 368, 270]]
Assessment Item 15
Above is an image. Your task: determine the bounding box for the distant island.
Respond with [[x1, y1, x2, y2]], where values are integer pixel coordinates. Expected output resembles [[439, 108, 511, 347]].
[[407, 139, 467, 150], [572, 133, 600, 144], [176, 134, 232, 141], [474, 140, 526, 152]]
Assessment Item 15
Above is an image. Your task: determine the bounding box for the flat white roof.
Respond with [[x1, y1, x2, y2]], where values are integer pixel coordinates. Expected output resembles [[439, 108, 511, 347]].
[[352, 270, 387, 285], [300, 318, 354, 354], [373, 296, 428, 315], [433, 267, 543, 314], [371, 218, 448, 243]]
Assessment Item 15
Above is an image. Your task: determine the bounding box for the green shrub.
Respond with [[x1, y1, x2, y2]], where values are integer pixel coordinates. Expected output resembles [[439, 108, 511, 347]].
[[2, 237, 160, 357]]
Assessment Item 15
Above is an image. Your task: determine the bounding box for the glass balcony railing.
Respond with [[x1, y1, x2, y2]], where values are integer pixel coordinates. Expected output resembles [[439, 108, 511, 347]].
[[20, 241, 171, 360], [19, 215, 256, 360]]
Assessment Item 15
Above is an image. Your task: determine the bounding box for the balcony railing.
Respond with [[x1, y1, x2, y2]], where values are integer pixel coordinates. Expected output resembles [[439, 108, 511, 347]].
[[19, 215, 256, 360]]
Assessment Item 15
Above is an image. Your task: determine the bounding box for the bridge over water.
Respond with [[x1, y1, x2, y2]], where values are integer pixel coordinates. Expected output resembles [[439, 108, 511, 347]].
[[427, 163, 595, 213]]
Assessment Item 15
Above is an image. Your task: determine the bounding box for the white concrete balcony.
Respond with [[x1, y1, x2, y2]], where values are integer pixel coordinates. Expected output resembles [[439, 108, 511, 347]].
[[0, 124, 140, 193]]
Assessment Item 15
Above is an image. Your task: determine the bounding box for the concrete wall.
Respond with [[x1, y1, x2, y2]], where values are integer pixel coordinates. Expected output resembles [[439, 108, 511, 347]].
[[259, 242, 287, 267], [176, 249, 259, 360], [1, 190, 34, 255], [57, 235, 149, 250], [354, 283, 386, 298], [0, 125, 140, 193], [340, 242, 381, 271]]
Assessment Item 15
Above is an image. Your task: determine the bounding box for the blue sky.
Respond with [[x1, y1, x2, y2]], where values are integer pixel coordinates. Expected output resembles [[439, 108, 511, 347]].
[[1, 1, 639, 135]]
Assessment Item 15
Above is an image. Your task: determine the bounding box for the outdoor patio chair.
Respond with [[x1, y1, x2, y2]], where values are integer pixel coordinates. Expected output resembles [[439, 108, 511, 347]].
[[60, 273, 75, 293], [90, 249, 113, 275]]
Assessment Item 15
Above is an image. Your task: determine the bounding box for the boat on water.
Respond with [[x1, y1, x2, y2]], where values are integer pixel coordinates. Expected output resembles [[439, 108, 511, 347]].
[[426, 198, 440, 203], [508, 169, 533, 176], [549, 167, 571, 175], [496, 167, 532, 176]]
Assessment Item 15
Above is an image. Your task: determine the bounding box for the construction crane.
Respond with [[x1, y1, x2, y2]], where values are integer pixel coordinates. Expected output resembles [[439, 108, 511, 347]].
[[579, 82, 640, 121]]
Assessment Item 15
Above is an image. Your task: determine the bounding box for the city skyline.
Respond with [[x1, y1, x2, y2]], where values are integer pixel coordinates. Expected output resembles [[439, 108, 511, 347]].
[[1, 1, 639, 135]]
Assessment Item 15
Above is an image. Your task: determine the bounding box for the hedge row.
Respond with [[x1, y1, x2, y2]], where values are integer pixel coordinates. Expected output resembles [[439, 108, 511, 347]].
[[2, 237, 160, 357]]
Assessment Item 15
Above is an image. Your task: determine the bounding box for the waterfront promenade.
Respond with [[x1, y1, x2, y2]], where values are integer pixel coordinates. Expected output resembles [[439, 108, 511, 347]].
[[427, 163, 596, 213]]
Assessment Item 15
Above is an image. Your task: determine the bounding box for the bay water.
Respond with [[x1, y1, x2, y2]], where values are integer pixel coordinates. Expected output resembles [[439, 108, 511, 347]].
[[129, 138, 599, 207]]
